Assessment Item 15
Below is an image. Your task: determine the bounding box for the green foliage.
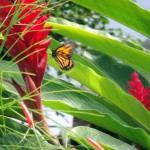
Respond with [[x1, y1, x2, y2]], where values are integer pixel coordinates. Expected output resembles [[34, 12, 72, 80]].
[[1, 0, 150, 149], [0, 115, 61, 150], [68, 127, 137, 150], [71, 0, 150, 38], [51, 1, 109, 29]]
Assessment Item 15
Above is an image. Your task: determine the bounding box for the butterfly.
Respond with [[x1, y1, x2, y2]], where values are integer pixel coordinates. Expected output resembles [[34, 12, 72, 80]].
[[52, 41, 76, 71]]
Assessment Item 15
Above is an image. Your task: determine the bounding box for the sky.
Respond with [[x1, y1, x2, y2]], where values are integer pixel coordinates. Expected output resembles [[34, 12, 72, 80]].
[[137, 0, 150, 10]]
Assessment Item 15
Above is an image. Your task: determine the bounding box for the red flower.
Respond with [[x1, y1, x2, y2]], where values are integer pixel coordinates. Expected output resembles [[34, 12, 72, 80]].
[[0, 0, 52, 89], [0, 1, 59, 144], [127, 72, 150, 111], [0, 0, 51, 114]]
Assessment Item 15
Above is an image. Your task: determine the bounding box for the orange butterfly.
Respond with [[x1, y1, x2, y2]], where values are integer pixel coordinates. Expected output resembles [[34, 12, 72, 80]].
[[52, 41, 76, 71]]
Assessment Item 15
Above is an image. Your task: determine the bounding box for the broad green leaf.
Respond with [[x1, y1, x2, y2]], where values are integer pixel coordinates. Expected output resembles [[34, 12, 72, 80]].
[[1, 61, 150, 148], [0, 98, 23, 121], [43, 99, 150, 149], [71, 0, 150, 38], [46, 17, 150, 74], [82, 49, 149, 91], [42, 76, 137, 127], [42, 75, 150, 149], [0, 116, 61, 150], [0, 134, 61, 150], [48, 58, 150, 131], [48, 39, 149, 90], [68, 126, 137, 150]]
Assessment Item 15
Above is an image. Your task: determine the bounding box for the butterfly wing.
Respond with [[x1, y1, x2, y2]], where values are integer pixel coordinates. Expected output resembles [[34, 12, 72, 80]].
[[52, 41, 76, 70], [54, 41, 76, 59], [54, 55, 74, 70]]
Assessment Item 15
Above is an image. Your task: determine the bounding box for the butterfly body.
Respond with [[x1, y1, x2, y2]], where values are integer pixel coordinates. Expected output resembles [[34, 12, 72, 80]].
[[52, 41, 76, 71]]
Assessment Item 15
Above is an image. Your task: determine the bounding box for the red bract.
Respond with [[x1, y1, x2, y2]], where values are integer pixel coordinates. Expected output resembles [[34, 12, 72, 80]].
[[0, 0, 51, 110], [20, 101, 35, 128], [0, 0, 58, 143], [86, 137, 104, 150], [127, 72, 150, 111], [0, 0, 52, 88]]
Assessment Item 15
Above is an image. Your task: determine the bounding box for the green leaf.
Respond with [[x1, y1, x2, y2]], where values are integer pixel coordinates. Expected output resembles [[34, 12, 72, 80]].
[[42, 74, 150, 149], [68, 126, 137, 150], [46, 17, 150, 74], [48, 55, 150, 128], [0, 34, 4, 40], [1, 61, 150, 148], [0, 98, 23, 121], [44, 100, 150, 149], [82, 49, 149, 91], [0, 116, 61, 150], [71, 0, 150, 38]]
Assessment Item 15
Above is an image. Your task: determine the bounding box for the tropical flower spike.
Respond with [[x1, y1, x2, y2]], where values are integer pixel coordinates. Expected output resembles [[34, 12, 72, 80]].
[[0, 0, 59, 145], [127, 72, 150, 111]]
